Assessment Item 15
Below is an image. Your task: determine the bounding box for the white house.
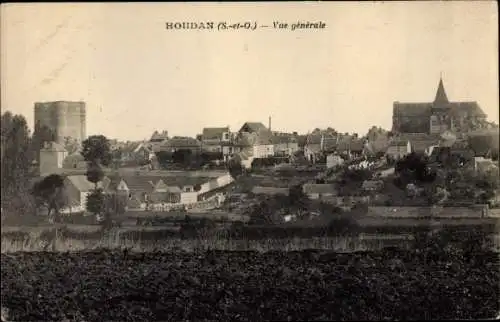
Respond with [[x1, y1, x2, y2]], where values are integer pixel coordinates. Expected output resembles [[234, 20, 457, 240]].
[[386, 139, 412, 160], [62, 175, 101, 214], [326, 154, 345, 169], [39, 142, 68, 176]]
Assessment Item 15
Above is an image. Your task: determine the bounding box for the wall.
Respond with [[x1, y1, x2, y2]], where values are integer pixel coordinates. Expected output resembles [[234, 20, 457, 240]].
[[489, 208, 500, 218], [326, 155, 344, 169], [241, 158, 253, 169], [202, 144, 222, 153], [80, 191, 91, 211], [34, 101, 86, 144], [180, 191, 198, 204], [223, 145, 241, 157], [253, 145, 274, 158], [40, 151, 67, 176], [216, 173, 234, 187], [367, 206, 486, 218], [60, 206, 85, 214], [63, 179, 81, 210], [433, 205, 487, 218], [274, 142, 299, 156]]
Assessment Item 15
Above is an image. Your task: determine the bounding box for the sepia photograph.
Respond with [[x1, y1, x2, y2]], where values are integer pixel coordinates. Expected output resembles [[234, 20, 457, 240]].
[[1, 1, 499, 321]]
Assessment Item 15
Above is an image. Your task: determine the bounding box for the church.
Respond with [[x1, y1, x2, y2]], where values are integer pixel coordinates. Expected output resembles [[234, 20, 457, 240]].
[[392, 78, 487, 134]]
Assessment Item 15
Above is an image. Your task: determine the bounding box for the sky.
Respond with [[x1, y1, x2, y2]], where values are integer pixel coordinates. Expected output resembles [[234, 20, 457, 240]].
[[1, 2, 498, 141]]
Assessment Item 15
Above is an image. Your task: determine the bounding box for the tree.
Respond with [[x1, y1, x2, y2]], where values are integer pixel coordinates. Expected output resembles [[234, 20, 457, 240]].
[[340, 168, 372, 182], [85, 161, 104, 188], [30, 121, 56, 163], [289, 184, 310, 210], [104, 193, 127, 216], [31, 174, 68, 220], [62, 136, 80, 154], [474, 172, 499, 205], [81, 135, 112, 226], [81, 135, 112, 166], [395, 152, 436, 184], [172, 149, 194, 166], [365, 126, 389, 142], [86, 188, 105, 217], [1, 112, 33, 214], [228, 158, 244, 180]]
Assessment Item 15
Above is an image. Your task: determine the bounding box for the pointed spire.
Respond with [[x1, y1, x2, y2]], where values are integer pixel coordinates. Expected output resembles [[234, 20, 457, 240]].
[[434, 77, 449, 104]]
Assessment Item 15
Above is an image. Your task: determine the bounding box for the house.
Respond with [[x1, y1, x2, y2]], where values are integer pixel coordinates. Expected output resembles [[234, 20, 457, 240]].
[[468, 129, 500, 158], [304, 133, 341, 163], [104, 170, 234, 209], [395, 133, 441, 155], [235, 131, 274, 159], [201, 126, 230, 152], [326, 154, 344, 169], [386, 139, 411, 161], [149, 130, 169, 152], [251, 133, 274, 158], [304, 134, 322, 163], [337, 138, 365, 159], [239, 122, 269, 134], [200, 126, 239, 160], [62, 175, 102, 214], [236, 121, 275, 158], [231, 148, 254, 169], [302, 183, 339, 200], [489, 189, 500, 208], [363, 137, 390, 157], [157, 137, 202, 154], [474, 157, 499, 174], [62, 152, 87, 170], [39, 141, 68, 176], [134, 142, 154, 161], [113, 141, 152, 166], [271, 134, 299, 157], [321, 134, 340, 153]]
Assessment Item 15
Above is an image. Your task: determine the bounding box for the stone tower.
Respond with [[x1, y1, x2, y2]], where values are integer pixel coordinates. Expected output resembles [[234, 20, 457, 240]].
[[34, 101, 87, 145]]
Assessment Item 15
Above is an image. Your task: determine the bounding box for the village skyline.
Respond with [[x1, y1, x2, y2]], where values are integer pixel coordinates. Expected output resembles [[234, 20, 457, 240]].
[[1, 2, 499, 141]]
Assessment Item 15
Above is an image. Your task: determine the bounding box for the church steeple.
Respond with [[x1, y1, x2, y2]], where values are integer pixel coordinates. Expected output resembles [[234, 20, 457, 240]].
[[434, 77, 449, 105]]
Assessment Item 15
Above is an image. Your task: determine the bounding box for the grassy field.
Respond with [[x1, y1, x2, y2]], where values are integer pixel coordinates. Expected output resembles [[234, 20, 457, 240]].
[[1, 232, 412, 253], [2, 227, 499, 253]]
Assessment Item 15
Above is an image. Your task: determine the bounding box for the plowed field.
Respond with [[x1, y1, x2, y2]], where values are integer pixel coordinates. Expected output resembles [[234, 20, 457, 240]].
[[1, 249, 498, 321]]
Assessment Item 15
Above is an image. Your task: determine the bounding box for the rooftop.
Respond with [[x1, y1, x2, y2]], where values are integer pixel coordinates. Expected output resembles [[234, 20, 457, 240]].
[[239, 122, 268, 133], [202, 127, 230, 140]]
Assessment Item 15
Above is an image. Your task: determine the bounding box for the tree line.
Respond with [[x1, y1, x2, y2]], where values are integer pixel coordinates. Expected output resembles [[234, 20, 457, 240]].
[[1, 111, 124, 226], [1, 112, 56, 216]]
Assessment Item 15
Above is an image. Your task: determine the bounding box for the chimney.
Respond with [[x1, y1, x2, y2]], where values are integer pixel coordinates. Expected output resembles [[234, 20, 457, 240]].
[[268, 116, 272, 132]]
